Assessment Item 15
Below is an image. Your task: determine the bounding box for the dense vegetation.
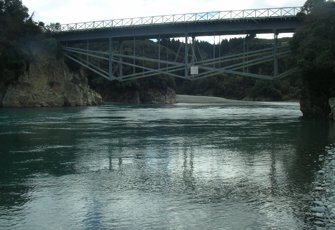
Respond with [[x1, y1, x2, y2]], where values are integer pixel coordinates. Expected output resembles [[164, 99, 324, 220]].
[[292, 0, 335, 118], [0, 0, 58, 84]]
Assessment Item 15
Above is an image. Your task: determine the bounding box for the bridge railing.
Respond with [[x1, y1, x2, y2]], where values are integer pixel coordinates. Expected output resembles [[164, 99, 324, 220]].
[[54, 7, 301, 32]]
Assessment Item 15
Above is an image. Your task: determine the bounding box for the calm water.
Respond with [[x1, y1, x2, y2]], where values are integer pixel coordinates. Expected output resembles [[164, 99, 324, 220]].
[[1, 102, 335, 229]]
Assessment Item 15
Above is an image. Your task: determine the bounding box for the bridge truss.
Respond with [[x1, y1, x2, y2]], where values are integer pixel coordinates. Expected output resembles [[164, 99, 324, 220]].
[[63, 35, 295, 82], [57, 7, 301, 82]]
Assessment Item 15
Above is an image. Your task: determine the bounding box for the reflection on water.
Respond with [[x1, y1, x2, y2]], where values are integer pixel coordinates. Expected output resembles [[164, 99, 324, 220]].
[[0, 103, 335, 229]]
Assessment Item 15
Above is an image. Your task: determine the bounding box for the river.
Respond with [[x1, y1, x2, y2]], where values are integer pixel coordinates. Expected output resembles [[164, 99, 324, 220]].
[[1, 102, 335, 229]]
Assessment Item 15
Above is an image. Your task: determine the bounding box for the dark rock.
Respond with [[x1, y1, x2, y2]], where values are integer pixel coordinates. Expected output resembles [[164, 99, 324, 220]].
[[318, 170, 325, 175], [93, 81, 176, 105], [329, 98, 335, 121], [313, 201, 324, 206], [299, 84, 330, 119], [315, 187, 325, 191], [312, 207, 326, 213], [314, 221, 325, 227], [140, 87, 176, 104], [313, 212, 325, 218]]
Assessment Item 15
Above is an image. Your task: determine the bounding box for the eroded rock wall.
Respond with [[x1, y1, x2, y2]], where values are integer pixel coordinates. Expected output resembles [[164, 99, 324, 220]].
[[1, 50, 102, 107]]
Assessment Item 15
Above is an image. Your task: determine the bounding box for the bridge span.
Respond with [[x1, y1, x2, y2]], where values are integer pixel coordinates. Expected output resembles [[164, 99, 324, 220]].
[[53, 7, 302, 81]]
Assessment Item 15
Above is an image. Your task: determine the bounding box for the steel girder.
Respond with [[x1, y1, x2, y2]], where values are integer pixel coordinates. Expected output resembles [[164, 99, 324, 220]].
[[62, 36, 295, 82]]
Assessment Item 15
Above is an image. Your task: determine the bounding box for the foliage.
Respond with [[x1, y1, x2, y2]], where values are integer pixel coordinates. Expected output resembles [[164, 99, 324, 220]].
[[45, 23, 61, 32], [292, 1, 335, 75], [301, 0, 326, 14], [291, 0, 335, 117], [0, 0, 61, 83]]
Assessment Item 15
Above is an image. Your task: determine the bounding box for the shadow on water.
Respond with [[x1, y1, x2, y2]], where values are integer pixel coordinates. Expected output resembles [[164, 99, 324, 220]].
[[0, 107, 89, 209], [289, 120, 335, 184]]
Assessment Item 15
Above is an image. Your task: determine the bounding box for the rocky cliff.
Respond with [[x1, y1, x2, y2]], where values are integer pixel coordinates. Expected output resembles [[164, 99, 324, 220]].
[[299, 76, 335, 120], [0, 50, 102, 107], [329, 98, 335, 121]]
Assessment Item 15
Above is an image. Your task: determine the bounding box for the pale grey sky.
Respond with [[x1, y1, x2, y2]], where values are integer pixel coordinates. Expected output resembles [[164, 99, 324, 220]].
[[22, 0, 306, 24]]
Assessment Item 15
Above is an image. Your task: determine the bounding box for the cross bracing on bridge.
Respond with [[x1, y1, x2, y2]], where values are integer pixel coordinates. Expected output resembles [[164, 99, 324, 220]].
[[55, 7, 301, 82], [63, 35, 295, 82]]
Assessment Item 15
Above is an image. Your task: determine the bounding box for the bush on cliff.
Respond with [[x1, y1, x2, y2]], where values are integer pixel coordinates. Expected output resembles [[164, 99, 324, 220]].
[[0, 0, 101, 107], [0, 0, 60, 83]]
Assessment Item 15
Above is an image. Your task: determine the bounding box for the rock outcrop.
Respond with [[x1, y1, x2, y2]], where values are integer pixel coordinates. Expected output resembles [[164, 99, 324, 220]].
[[300, 76, 335, 119], [100, 87, 176, 104], [329, 98, 335, 121], [140, 87, 176, 104], [0, 50, 102, 107], [300, 88, 328, 119], [91, 78, 176, 105]]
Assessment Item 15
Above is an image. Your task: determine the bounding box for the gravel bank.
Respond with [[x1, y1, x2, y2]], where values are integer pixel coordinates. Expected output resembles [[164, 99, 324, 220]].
[[308, 145, 335, 229], [176, 95, 246, 104]]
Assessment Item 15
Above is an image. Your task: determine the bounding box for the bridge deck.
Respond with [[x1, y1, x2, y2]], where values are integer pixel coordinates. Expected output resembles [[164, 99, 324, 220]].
[[54, 7, 302, 41]]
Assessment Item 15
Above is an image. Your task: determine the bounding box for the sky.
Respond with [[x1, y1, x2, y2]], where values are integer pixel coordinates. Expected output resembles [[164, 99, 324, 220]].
[[21, 0, 306, 25]]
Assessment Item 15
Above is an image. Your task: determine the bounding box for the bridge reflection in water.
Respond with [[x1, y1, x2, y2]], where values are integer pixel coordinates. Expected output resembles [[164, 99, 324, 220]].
[[52, 7, 302, 81]]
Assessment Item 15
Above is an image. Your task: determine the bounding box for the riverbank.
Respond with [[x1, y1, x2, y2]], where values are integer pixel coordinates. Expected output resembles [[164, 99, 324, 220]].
[[176, 95, 245, 104], [308, 145, 335, 228], [175, 94, 294, 105]]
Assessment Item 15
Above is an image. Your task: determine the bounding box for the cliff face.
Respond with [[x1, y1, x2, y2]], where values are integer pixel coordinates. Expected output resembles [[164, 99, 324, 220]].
[[0, 51, 102, 107], [299, 75, 335, 120], [329, 98, 335, 121], [300, 85, 330, 119]]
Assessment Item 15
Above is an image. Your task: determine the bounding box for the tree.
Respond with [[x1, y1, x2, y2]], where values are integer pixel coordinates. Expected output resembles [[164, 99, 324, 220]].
[[291, 0, 335, 118], [301, 0, 326, 14], [0, 0, 52, 82]]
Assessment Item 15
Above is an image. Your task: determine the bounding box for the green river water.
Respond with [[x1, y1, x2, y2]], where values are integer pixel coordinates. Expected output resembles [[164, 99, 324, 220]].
[[1, 102, 335, 229]]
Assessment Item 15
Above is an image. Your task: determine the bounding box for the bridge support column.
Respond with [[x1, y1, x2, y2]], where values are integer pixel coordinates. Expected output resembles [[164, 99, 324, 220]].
[[119, 40, 123, 78], [166, 38, 169, 69], [184, 35, 189, 79], [218, 35, 221, 68], [109, 38, 113, 80], [133, 37, 136, 74], [243, 36, 246, 73], [274, 32, 279, 77], [213, 34, 216, 68], [158, 35, 161, 70], [86, 40, 90, 64], [191, 36, 196, 64]]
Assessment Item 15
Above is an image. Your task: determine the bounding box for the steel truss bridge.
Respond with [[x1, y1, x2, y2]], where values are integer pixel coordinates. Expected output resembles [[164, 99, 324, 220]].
[[53, 7, 302, 82]]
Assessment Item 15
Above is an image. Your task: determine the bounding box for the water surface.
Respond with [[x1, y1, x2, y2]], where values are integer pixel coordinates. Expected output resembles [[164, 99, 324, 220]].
[[1, 102, 334, 229]]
